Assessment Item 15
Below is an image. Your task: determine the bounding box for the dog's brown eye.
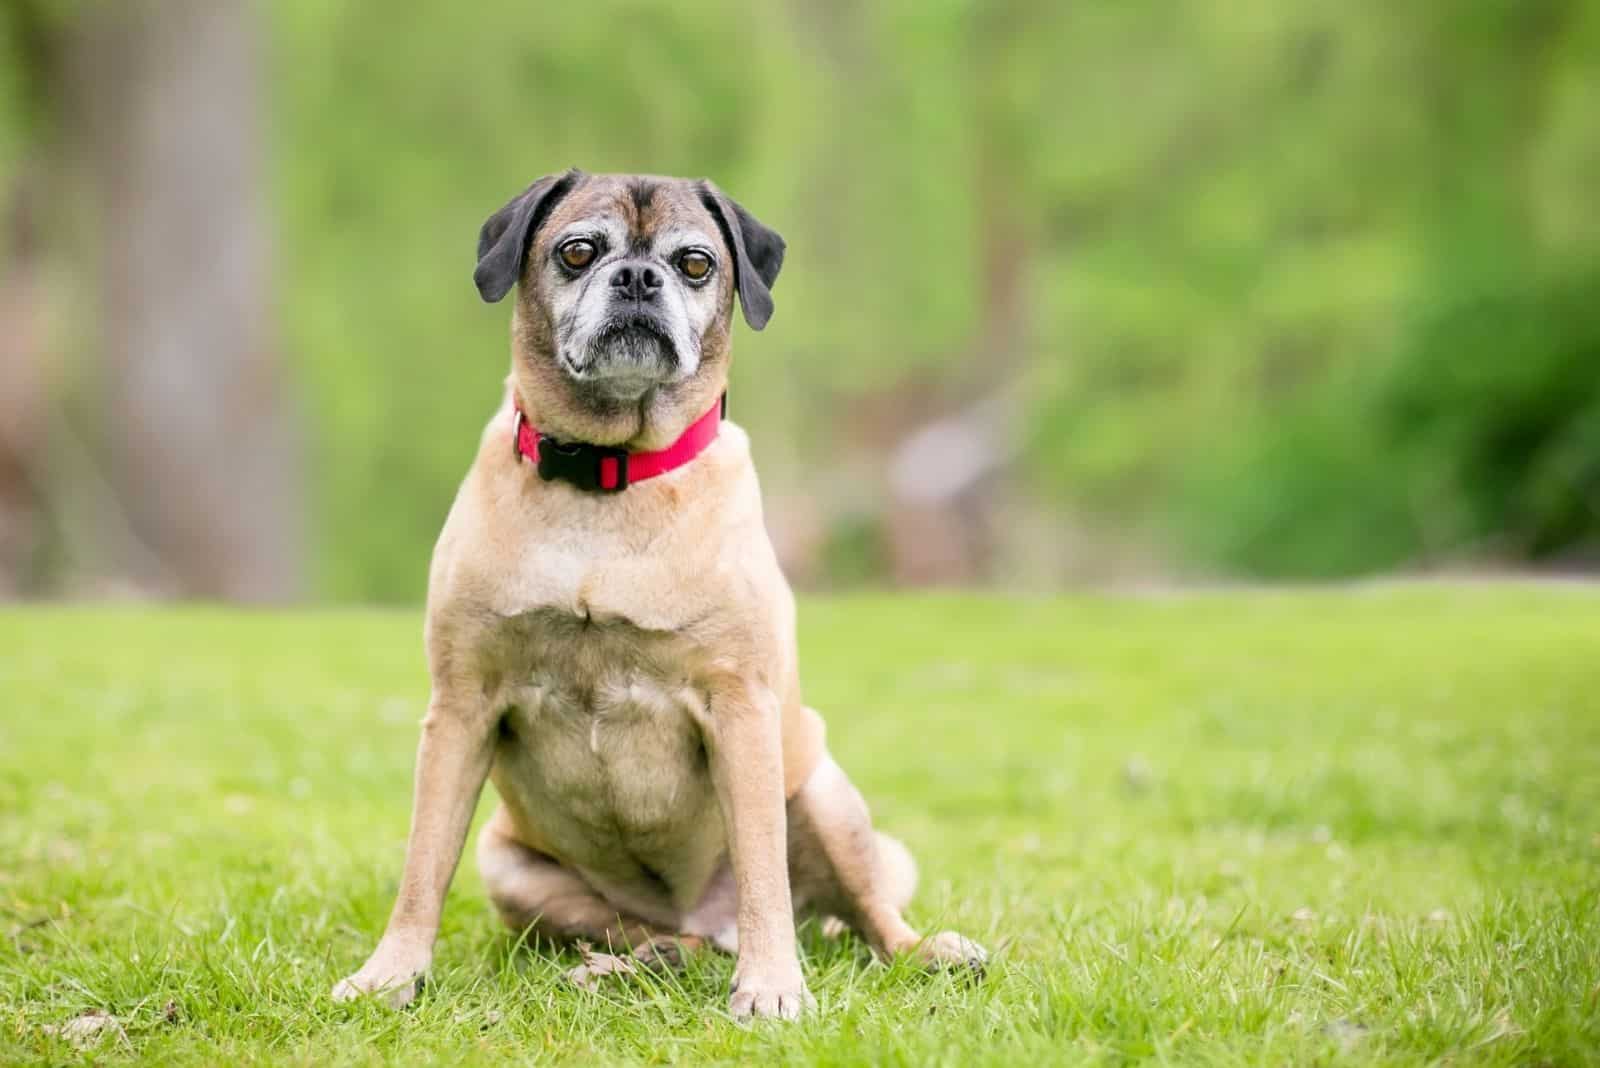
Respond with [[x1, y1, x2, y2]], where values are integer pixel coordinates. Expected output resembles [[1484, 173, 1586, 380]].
[[559, 240, 597, 271], [677, 250, 712, 281]]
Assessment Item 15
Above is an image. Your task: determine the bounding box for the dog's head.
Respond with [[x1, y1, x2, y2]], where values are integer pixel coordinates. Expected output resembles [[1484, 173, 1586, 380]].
[[475, 170, 784, 446]]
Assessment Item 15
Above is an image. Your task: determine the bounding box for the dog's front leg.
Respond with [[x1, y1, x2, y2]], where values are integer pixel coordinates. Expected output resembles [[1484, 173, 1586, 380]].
[[332, 692, 495, 1007], [705, 680, 811, 1020]]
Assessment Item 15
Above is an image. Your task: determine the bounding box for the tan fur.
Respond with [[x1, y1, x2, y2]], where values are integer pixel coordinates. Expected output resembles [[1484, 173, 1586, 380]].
[[331, 174, 984, 1021]]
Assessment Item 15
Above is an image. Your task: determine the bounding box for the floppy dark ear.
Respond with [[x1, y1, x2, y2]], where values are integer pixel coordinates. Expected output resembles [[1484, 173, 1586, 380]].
[[473, 169, 582, 303], [699, 183, 786, 330]]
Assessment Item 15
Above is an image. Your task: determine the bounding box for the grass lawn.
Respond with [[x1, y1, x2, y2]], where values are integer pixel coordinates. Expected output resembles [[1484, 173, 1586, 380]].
[[2, 584, 1598, 1065]]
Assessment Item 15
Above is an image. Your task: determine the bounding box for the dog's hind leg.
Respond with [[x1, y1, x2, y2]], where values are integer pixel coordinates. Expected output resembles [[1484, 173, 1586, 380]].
[[871, 829, 918, 912], [787, 752, 986, 973], [476, 810, 702, 985], [818, 831, 914, 939]]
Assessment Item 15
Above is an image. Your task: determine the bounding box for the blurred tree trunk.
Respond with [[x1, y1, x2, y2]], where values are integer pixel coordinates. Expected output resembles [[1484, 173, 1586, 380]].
[[0, 175, 49, 596], [789, 0, 1027, 586], [0, 2, 60, 596], [882, 0, 1033, 585], [70, 0, 300, 599]]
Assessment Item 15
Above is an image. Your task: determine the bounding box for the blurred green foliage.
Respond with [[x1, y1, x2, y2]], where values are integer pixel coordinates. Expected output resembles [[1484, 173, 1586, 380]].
[[1174, 267, 1600, 576], [1025, 0, 1600, 576], [7, 0, 1599, 598]]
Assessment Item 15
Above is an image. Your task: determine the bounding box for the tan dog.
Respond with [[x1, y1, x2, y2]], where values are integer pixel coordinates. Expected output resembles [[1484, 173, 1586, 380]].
[[332, 170, 986, 1020]]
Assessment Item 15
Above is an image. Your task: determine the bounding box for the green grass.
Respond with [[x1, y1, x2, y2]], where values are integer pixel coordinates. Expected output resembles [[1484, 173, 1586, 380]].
[[2, 584, 1598, 1065]]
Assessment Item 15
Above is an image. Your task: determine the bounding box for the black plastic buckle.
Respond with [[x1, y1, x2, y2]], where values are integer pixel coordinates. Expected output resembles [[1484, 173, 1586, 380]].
[[536, 436, 630, 493]]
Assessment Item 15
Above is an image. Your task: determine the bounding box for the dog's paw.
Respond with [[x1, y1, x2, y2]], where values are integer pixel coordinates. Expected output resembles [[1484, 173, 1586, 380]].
[[330, 962, 426, 1008], [912, 930, 988, 978], [728, 958, 812, 1021]]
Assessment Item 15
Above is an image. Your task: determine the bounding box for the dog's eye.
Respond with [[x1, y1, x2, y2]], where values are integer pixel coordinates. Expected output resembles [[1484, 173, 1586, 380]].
[[558, 240, 597, 271], [676, 250, 713, 281]]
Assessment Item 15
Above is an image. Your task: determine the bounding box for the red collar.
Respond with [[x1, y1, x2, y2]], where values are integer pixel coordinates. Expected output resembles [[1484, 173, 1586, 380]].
[[513, 395, 724, 493]]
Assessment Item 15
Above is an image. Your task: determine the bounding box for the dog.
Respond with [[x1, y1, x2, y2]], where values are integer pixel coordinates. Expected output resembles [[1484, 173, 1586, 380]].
[[331, 170, 986, 1020]]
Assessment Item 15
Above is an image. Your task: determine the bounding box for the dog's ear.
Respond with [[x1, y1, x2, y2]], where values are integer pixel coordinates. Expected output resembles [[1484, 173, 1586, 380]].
[[699, 182, 786, 330], [474, 169, 583, 303]]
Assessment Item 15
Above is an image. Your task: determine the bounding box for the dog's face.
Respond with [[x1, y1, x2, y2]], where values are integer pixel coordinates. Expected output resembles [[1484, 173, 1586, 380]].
[[534, 186, 726, 398], [474, 171, 784, 444]]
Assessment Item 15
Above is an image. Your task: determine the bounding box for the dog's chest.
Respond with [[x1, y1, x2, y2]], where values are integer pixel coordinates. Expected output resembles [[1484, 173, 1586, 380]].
[[485, 607, 724, 899], [491, 508, 711, 634]]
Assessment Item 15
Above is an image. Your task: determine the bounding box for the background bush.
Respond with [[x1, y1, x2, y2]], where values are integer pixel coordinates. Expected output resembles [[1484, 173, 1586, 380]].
[[2, 0, 1596, 599]]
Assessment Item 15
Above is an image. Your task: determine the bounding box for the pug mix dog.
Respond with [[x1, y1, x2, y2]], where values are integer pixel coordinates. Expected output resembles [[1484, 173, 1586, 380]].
[[332, 170, 986, 1020]]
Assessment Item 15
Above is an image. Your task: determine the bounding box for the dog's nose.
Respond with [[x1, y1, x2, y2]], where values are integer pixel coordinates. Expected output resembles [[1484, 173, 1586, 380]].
[[610, 262, 664, 303]]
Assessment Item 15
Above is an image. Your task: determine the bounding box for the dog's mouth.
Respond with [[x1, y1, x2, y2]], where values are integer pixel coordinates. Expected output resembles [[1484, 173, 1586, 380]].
[[568, 315, 675, 367], [559, 315, 680, 398], [595, 315, 676, 360]]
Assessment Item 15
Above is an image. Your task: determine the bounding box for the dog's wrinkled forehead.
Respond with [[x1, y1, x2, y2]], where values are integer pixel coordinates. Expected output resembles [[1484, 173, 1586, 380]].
[[536, 175, 725, 258]]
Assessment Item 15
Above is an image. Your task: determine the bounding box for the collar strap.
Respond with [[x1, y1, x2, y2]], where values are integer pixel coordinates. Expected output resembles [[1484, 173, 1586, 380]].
[[513, 394, 725, 493]]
